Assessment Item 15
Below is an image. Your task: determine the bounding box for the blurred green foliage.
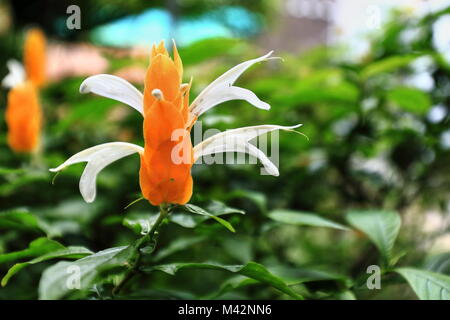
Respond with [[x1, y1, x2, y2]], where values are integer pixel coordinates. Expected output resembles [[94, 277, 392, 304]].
[[0, 3, 450, 300]]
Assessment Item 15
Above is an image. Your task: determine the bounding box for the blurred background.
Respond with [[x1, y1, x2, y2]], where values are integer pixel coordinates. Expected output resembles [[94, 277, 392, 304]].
[[1, 0, 450, 299]]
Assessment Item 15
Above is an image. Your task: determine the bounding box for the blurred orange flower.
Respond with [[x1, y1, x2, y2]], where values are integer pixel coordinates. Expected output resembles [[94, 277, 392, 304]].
[[5, 82, 42, 152], [2, 28, 46, 153], [24, 28, 46, 88]]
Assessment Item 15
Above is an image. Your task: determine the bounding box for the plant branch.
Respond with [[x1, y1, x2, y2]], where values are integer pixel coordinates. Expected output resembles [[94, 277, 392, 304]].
[[112, 203, 170, 296]]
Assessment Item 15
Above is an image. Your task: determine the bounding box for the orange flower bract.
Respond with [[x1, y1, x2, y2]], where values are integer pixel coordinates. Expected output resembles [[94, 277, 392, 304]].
[[24, 28, 46, 88], [139, 41, 193, 206], [5, 82, 42, 153]]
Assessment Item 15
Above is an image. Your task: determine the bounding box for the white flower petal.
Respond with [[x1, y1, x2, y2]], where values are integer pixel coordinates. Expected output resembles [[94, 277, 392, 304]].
[[193, 124, 302, 176], [50, 142, 143, 203], [190, 52, 276, 119], [191, 86, 270, 118], [79, 74, 144, 115], [196, 124, 302, 150], [2, 59, 26, 89], [244, 143, 280, 176], [200, 51, 274, 92]]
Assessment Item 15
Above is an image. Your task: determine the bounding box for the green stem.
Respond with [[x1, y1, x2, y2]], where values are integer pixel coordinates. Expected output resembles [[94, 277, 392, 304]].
[[30, 145, 44, 169], [112, 204, 170, 296]]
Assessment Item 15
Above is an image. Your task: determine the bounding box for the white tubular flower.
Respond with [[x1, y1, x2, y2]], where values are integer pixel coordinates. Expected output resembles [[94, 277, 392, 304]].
[[50, 48, 303, 203], [187, 51, 276, 127], [2, 59, 26, 89], [193, 124, 302, 176], [79, 74, 144, 115], [50, 142, 143, 203]]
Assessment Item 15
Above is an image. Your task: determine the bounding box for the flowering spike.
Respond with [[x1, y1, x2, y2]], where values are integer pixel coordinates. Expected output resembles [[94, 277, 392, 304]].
[[141, 42, 193, 205], [24, 28, 46, 88], [51, 44, 302, 205], [5, 82, 42, 153]]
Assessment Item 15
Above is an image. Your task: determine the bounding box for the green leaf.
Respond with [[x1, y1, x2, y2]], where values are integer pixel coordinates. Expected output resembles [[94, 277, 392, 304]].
[[183, 204, 235, 232], [142, 261, 304, 300], [205, 201, 246, 216], [275, 69, 359, 107], [54, 97, 116, 132], [268, 209, 349, 231], [0, 167, 25, 176], [0, 170, 49, 196], [396, 268, 450, 300], [222, 237, 253, 263], [361, 54, 422, 78], [424, 252, 450, 275], [152, 236, 205, 262], [227, 190, 267, 213], [0, 209, 50, 235], [0, 238, 64, 265], [387, 87, 431, 114], [166, 213, 200, 229], [207, 276, 259, 299], [346, 210, 401, 261], [179, 37, 244, 66], [2, 246, 93, 286], [334, 290, 357, 300], [269, 265, 351, 286], [172, 202, 244, 232], [38, 246, 133, 300], [122, 212, 159, 235], [293, 81, 359, 105]]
